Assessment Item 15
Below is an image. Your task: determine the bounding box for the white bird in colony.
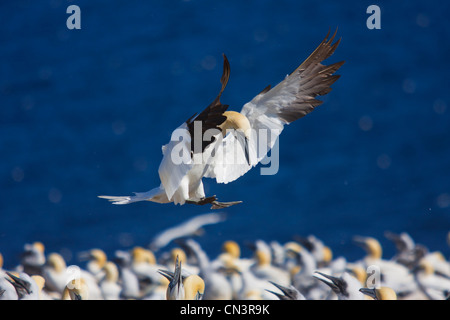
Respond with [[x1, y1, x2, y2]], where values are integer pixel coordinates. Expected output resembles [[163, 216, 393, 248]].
[[78, 248, 107, 281], [99, 30, 344, 209], [42, 253, 69, 295], [234, 266, 278, 300], [148, 212, 226, 251], [352, 236, 416, 295], [249, 240, 290, 287], [113, 250, 141, 299], [313, 271, 365, 300], [413, 258, 450, 300], [384, 231, 416, 255], [384, 231, 426, 268], [212, 240, 253, 272], [209, 241, 253, 299], [422, 251, 450, 278], [295, 235, 333, 267], [286, 242, 322, 298], [99, 261, 122, 300], [19, 242, 46, 276], [180, 238, 233, 300], [158, 256, 205, 300], [129, 246, 165, 293]]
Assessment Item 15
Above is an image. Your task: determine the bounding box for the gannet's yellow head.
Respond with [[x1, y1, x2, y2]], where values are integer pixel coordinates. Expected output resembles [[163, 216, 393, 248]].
[[89, 249, 107, 268], [349, 265, 367, 285], [31, 275, 46, 298], [47, 253, 67, 273], [33, 242, 45, 254], [183, 275, 205, 300], [222, 240, 241, 259], [255, 249, 271, 267], [63, 278, 89, 300], [366, 238, 382, 260], [171, 248, 187, 265], [418, 258, 434, 275], [360, 286, 397, 300], [322, 246, 333, 264], [219, 111, 251, 138], [354, 236, 382, 260], [103, 261, 119, 282], [219, 111, 252, 164], [375, 287, 397, 300], [284, 241, 303, 258], [0, 252, 3, 269], [132, 246, 156, 264], [289, 265, 301, 278]]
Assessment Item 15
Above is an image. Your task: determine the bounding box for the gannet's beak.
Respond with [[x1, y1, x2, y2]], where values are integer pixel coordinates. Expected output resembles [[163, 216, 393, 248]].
[[195, 291, 204, 300], [235, 131, 250, 166], [158, 255, 185, 299], [352, 236, 369, 247], [359, 287, 377, 300], [6, 272, 31, 295], [244, 136, 250, 166], [157, 269, 174, 282], [265, 281, 293, 300], [313, 271, 345, 293], [73, 291, 83, 300]]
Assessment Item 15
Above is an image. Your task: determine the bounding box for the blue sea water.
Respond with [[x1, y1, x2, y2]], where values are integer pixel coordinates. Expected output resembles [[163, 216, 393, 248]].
[[1, 0, 449, 268]]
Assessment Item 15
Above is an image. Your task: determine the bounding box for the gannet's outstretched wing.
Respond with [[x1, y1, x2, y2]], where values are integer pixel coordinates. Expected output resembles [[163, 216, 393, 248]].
[[241, 29, 344, 161], [207, 30, 345, 184]]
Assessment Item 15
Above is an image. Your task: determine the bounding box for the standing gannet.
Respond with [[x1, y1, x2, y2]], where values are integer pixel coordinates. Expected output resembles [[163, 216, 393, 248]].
[[99, 30, 344, 209], [19, 242, 46, 276], [180, 238, 233, 300], [158, 256, 205, 300], [99, 261, 122, 300], [352, 236, 416, 295], [42, 253, 68, 295], [78, 248, 107, 281], [113, 250, 141, 299]]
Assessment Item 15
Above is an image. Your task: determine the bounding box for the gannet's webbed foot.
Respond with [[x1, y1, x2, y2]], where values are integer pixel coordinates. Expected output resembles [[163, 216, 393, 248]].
[[187, 196, 242, 209], [186, 196, 218, 206], [210, 200, 242, 209]]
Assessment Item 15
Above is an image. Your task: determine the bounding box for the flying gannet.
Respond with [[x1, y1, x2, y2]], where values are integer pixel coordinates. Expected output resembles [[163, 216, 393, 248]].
[[99, 30, 344, 209]]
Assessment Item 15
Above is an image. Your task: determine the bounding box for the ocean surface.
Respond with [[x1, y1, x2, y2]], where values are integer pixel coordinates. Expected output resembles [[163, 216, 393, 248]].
[[1, 0, 449, 268]]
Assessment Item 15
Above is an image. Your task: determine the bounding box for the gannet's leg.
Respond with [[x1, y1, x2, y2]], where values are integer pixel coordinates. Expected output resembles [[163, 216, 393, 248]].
[[186, 196, 242, 209]]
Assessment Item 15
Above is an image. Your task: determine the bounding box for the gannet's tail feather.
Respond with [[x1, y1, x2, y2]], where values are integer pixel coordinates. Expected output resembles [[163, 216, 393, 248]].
[[98, 195, 136, 205], [98, 186, 168, 205]]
